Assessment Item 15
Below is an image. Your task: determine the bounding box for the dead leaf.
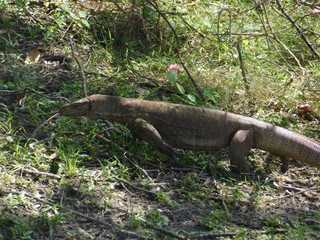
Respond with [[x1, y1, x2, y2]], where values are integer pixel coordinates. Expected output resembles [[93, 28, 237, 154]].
[[297, 104, 318, 120], [25, 47, 41, 64]]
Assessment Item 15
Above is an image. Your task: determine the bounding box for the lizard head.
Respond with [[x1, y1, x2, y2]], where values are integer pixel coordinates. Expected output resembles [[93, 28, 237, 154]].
[[59, 97, 91, 116]]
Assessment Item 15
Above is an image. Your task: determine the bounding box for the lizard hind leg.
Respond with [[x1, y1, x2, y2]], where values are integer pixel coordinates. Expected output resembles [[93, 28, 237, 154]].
[[127, 118, 176, 158], [229, 129, 253, 174]]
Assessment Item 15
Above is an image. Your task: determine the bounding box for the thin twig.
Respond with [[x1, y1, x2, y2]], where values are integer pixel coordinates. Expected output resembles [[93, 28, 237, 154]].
[[69, 39, 88, 97], [261, 5, 301, 72], [139, 218, 187, 240], [127, 66, 161, 86], [18, 168, 62, 179], [0, 88, 69, 102], [117, 177, 158, 198], [216, 8, 232, 43], [189, 229, 287, 239], [235, 41, 249, 93], [272, 182, 319, 200], [177, 14, 206, 38], [24, 88, 70, 102], [208, 27, 292, 37], [297, 0, 320, 10], [274, 38, 303, 68], [275, 0, 320, 59]]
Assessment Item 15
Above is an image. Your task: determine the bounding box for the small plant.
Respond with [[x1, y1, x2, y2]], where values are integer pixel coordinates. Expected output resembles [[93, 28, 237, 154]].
[[128, 212, 143, 229], [0, 215, 34, 240], [166, 64, 199, 105], [287, 221, 320, 239], [262, 214, 284, 228], [60, 3, 90, 29], [154, 191, 177, 206], [146, 208, 169, 227], [166, 64, 222, 106], [198, 207, 230, 231], [219, 184, 245, 208], [37, 206, 66, 237]]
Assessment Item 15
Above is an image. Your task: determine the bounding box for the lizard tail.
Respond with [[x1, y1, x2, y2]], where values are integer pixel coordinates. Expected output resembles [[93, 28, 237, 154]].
[[255, 125, 320, 168]]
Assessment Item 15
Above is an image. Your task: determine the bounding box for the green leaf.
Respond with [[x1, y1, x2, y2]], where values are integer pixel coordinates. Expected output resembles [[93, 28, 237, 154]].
[[187, 94, 196, 103], [60, 3, 71, 13], [81, 19, 90, 28], [144, 5, 158, 19], [14, 0, 25, 6], [166, 72, 177, 83], [78, 11, 87, 18], [69, 12, 79, 20], [203, 89, 212, 98], [175, 82, 186, 94], [169, 69, 179, 77]]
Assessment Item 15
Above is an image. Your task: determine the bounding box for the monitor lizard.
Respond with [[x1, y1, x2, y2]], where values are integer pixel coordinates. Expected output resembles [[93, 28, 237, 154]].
[[59, 94, 320, 173]]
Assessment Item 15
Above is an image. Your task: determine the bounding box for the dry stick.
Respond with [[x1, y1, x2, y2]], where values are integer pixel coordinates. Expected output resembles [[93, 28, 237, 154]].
[[139, 218, 187, 240], [235, 41, 256, 110], [178, 14, 206, 38], [0, 88, 70, 102], [208, 27, 292, 37], [216, 8, 232, 43], [274, 185, 320, 201], [189, 229, 287, 239], [145, 0, 202, 97], [270, 8, 306, 66], [69, 39, 88, 97], [274, 38, 303, 68], [257, 2, 273, 50], [235, 42, 249, 93], [297, 0, 320, 9], [262, 5, 297, 68], [128, 65, 161, 87], [18, 168, 62, 179], [275, 0, 320, 59], [24, 87, 70, 102], [259, 5, 302, 93], [262, 5, 303, 69]]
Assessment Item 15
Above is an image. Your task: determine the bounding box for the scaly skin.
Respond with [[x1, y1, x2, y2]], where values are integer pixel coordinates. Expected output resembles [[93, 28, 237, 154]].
[[59, 94, 320, 173]]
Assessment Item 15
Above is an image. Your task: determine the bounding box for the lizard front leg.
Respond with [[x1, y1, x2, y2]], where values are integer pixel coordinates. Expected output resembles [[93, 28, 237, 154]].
[[229, 129, 253, 174], [127, 118, 177, 159]]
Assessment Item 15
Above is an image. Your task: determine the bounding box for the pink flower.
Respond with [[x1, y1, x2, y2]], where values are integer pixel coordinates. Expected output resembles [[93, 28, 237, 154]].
[[168, 64, 182, 72], [313, 9, 320, 14]]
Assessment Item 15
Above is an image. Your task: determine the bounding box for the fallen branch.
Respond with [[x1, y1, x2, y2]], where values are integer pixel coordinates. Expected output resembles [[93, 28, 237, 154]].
[[189, 229, 287, 239], [18, 168, 62, 179], [235, 41, 249, 93], [69, 39, 88, 97], [139, 218, 187, 240]]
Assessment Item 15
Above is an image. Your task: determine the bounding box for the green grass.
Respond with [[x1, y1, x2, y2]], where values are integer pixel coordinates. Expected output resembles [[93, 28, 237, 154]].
[[0, 0, 319, 239]]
